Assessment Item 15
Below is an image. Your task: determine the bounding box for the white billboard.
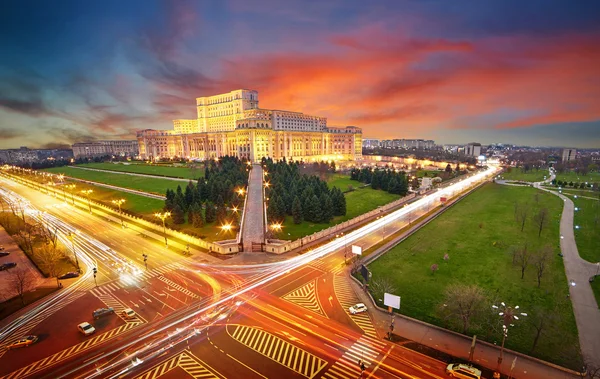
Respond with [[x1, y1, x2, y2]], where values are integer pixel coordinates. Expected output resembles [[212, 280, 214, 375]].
[[384, 293, 401, 309], [351, 245, 362, 255]]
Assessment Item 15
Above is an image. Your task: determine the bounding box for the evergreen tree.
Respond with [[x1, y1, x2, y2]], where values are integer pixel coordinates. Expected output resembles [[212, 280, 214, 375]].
[[216, 194, 225, 208], [172, 204, 185, 224], [184, 182, 194, 209], [445, 164, 452, 174], [455, 163, 461, 173], [190, 203, 204, 228], [292, 196, 303, 224], [309, 195, 322, 223], [164, 189, 175, 211], [322, 194, 333, 223], [216, 203, 227, 224], [205, 202, 217, 223], [398, 176, 409, 195]]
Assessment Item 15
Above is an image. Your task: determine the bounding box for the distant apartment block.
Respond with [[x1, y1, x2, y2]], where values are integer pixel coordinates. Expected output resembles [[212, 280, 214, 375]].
[[561, 148, 577, 162], [362, 139, 380, 149], [465, 142, 482, 157], [380, 139, 435, 149], [0, 146, 73, 164], [72, 140, 139, 158]]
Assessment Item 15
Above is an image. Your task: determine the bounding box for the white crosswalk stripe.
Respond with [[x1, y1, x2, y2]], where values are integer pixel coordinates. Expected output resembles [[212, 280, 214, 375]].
[[157, 276, 199, 298], [333, 277, 378, 338], [90, 281, 123, 297], [321, 336, 385, 379], [92, 293, 141, 323]]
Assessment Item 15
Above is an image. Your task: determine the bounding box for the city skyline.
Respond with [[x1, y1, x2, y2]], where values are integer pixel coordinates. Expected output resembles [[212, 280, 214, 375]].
[[1, 0, 600, 149]]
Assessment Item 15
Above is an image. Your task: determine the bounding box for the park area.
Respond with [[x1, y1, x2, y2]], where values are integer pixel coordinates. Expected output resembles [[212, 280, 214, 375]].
[[570, 196, 600, 263], [275, 173, 401, 240], [75, 162, 203, 180], [501, 167, 549, 182], [365, 183, 581, 369]]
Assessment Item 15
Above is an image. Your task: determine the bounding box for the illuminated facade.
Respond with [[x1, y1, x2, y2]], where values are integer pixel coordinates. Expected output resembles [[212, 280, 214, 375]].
[[137, 89, 362, 162]]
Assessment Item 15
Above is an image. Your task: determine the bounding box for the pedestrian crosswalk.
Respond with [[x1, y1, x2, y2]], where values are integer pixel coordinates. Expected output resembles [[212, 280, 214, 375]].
[[89, 262, 183, 297], [90, 281, 123, 296], [157, 275, 199, 298], [333, 277, 378, 338], [282, 280, 326, 317], [322, 336, 386, 379], [135, 350, 224, 379], [93, 293, 142, 323], [136, 262, 184, 281], [228, 325, 327, 378], [310, 258, 346, 275]]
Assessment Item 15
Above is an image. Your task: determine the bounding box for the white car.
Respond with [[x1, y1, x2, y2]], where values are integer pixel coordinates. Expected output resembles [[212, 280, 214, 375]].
[[121, 308, 136, 320], [77, 322, 96, 336], [445, 363, 482, 379], [349, 303, 368, 315]]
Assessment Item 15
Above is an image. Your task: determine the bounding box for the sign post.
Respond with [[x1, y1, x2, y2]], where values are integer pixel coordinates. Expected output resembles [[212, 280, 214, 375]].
[[384, 293, 401, 340]]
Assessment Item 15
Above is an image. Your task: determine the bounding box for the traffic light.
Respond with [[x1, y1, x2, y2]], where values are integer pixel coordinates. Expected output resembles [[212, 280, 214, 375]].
[[93, 267, 97, 276]]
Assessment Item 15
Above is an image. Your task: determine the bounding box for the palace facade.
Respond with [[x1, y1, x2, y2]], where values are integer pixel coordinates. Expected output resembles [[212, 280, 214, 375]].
[[137, 89, 362, 162]]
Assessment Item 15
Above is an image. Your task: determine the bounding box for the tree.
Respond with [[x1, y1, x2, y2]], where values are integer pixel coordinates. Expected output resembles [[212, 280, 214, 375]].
[[515, 243, 531, 279], [172, 204, 185, 224], [184, 182, 195, 209], [430, 263, 439, 275], [534, 207, 549, 237], [216, 203, 227, 224], [533, 245, 553, 287], [322, 194, 334, 223], [190, 203, 204, 228], [311, 195, 323, 223], [370, 277, 396, 302], [10, 268, 36, 306], [445, 164, 452, 174], [528, 303, 561, 354], [292, 196, 303, 224], [205, 202, 217, 223], [514, 201, 530, 232], [442, 284, 486, 334], [35, 244, 64, 287]]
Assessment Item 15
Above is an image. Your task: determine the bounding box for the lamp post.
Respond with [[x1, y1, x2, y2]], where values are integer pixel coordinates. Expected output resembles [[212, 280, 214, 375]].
[[491, 302, 527, 378], [81, 189, 93, 213], [92, 267, 97, 287], [68, 231, 81, 272], [154, 212, 171, 247], [65, 184, 76, 205], [112, 198, 126, 228], [270, 222, 282, 238], [142, 253, 148, 270]]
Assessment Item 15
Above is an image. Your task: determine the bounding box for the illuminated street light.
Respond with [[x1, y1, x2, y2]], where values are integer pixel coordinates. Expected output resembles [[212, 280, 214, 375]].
[[236, 187, 246, 196], [270, 223, 282, 233], [65, 184, 76, 205], [112, 198, 126, 228], [491, 302, 527, 378], [154, 212, 171, 247], [221, 223, 233, 234], [80, 189, 93, 213], [67, 231, 81, 272], [232, 206, 239, 213], [264, 181, 270, 188]]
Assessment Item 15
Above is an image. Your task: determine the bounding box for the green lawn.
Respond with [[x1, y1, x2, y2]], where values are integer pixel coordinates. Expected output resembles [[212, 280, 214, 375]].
[[366, 183, 580, 369], [591, 279, 600, 309], [554, 171, 600, 185], [572, 197, 600, 263], [327, 174, 360, 191], [42, 166, 188, 195], [76, 162, 203, 180], [277, 185, 400, 240], [501, 167, 549, 182]]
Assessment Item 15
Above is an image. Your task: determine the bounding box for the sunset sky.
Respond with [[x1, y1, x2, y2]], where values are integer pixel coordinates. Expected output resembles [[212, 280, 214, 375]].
[[1, 0, 599, 149]]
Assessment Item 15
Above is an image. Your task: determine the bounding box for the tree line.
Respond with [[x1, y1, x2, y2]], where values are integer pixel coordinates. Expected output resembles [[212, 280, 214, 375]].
[[349, 167, 409, 195], [262, 158, 346, 225], [163, 156, 248, 227]]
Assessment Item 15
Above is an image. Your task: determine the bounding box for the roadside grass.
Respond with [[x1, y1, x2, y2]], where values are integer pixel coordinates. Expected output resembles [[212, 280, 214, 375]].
[[572, 197, 600, 263], [591, 279, 600, 309], [327, 174, 360, 191], [277, 185, 401, 241], [365, 183, 581, 369], [76, 162, 203, 180], [501, 168, 549, 182], [554, 171, 600, 185], [0, 287, 59, 320], [42, 166, 189, 195]]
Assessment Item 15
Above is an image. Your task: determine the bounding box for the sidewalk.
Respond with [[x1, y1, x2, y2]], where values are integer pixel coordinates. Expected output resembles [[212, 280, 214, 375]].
[[241, 164, 265, 251]]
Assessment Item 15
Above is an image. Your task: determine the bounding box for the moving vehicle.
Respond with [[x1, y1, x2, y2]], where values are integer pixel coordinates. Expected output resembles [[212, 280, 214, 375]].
[[6, 335, 38, 350], [92, 307, 115, 320], [348, 303, 368, 315], [445, 363, 482, 379], [0, 262, 17, 271], [0, 252, 9, 257], [121, 308, 136, 319], [58, 272, 79, 279], [0, 245, 5, 251], [77, 322, 96, 336]]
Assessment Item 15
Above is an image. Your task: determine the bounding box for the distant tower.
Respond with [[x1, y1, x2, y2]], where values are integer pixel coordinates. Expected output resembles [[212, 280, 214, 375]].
[[562, 148, 576, 162]]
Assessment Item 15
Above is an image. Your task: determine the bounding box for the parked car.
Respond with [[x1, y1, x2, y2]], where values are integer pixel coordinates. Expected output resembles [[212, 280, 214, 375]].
[[0, 245, 5, 251], [121, 308, 136, 320], [58, 272, 79, 279], [0, 252, 9, 257], [0, 262, 17, 271], [6, 335, 38, 350], [445, 363, 482, 379], [92, 307, 115, 320], [348, 303, 368, 315], [77, 322, 96, 336]]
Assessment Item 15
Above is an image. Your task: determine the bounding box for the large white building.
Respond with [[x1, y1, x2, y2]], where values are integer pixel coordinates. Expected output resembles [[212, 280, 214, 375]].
[[72, 140, 139, 158], [465, 142, 482, 157], [137, 89, 362, 162], [562, 148, 576, 162]]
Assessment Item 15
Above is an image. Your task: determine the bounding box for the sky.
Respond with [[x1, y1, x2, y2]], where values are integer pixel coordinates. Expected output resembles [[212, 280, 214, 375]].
[[1, 0, 599, 149]]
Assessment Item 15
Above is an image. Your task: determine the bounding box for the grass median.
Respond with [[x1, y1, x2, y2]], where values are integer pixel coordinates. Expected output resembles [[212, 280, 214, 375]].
[[365, 183, 580, 369], [76, 162, 203, 180]]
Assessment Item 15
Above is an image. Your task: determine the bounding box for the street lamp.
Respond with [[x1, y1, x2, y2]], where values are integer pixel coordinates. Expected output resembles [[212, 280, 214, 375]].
[[65, 184, 76, 205], [270, 223, 282, 234], [92, 267, 98, 287], [68, 231, 81, 273], [221, 223, 233, 234], [112, 198, 126, 228], [142, 253, 148, 270], [154, 211, 171, 247], [80, 189, 93, 213], [491, 302, 527, 378], [236, 187, 246, 196]]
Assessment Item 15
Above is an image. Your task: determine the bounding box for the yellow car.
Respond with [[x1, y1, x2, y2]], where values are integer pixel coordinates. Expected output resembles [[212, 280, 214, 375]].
[[6, 335, 38, 350]]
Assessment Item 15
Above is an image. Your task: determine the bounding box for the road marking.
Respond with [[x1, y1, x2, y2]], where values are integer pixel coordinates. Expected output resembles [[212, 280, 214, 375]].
[[320, 336, 383, 379], [228, 325, 327, 379], [0, 322, 140, 379], [135, 350, 224, 379], [93, 293, 143, 323], [157, 275, 199, 298], [333, 276, 378, 338], [282, 279, 326, 317]]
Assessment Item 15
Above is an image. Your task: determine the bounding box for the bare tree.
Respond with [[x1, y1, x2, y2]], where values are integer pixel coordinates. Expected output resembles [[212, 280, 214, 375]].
[[430, 263, 439, 275], [515, 243, 531, 279], [35, 243, 65, 287], [528, 304, 561, 355], [534, 208, 549, 237], [442, 284, 486, 334], [10, 268, 36, 306], [514, 201, 530, 232], [533, 245, 553, 287], [370, 277, 396, 302]]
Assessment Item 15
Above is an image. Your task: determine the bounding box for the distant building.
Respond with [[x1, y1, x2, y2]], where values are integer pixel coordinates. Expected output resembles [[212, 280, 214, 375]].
[[362, 139, 380, 149], [0, 147, 73, 164], [465, 143, 482, 157], [379, 139, 435, 149], [72, 140, 139, 158], [562, 148, 577, 162]]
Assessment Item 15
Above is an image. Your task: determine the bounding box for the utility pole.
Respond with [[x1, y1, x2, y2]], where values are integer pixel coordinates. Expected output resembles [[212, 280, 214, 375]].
[[154, 212, 171, 247], [93, 267, 98, 287], [142, 253, 148, 270]]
